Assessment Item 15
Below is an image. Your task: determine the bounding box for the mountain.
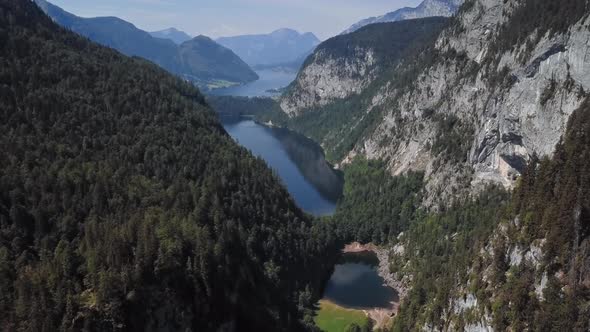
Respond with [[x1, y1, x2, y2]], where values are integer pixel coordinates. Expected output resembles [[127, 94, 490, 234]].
[[0, 0, 337, 330], [33, 0, 258, 88], [279, 17, 449, 159], [216, 28, 320, 67], [281, 0, 590, 201], [342, 0, 463, 34], [150, 27, 192, 44], [179, 35, 259, 86], [251, 49, 314, 73], [7, 0, 590, 330], [275, 0, 590, 329]]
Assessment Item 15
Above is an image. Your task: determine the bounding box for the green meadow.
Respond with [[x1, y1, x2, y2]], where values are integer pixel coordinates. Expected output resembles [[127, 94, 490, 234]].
[[314, 300, 369, 332]]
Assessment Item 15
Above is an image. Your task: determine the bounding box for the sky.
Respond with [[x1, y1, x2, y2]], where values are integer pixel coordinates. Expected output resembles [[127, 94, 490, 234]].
[[48, 0, 422, 40]]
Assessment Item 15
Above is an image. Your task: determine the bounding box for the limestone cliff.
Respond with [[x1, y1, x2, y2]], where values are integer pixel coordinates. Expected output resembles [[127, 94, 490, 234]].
[[280, 17, 449, 118], [281, 0, 590, 204]]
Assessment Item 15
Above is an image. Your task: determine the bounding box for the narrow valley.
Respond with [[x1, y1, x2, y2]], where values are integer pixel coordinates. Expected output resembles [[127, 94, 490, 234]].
[[1, 0, 590, 331]]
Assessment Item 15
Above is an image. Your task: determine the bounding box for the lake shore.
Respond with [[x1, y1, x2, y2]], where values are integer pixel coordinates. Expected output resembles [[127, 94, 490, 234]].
[[342, 242, 408, 329], [315, 300, 369, 332]]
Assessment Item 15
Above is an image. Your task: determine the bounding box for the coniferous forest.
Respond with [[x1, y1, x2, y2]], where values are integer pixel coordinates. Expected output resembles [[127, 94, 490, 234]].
[[2, 0, 590, 331], [0, 1, 339, 330]]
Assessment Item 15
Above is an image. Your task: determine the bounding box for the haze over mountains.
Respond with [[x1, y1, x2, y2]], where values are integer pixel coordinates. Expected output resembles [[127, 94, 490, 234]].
[[34, 0, 258, 89], [216, 29, 320, 68], [4, 0, 590, 330], [178, 35, 259, 85], [150, 27, 192, 45], [342, 0, 463, 34]]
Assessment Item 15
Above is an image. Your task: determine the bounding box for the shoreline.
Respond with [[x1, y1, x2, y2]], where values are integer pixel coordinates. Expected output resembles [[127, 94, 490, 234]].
[[342, 242, 408, 329]]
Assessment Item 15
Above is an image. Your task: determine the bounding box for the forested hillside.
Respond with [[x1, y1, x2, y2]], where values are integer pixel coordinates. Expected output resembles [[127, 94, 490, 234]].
[[313, 0, 590, 330], [33, 0, 258, 89], [0, 0, 337, 330], [387, 98, 590, 331]]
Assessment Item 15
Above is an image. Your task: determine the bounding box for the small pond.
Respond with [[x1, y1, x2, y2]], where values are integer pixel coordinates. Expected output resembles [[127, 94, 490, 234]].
[[322, 251, 399, 310]]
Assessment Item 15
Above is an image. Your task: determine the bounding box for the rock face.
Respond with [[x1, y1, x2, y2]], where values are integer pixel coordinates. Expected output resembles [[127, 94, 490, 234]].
[[280, 47, 377, 116], [342, 0, 464, 35], [281, 0, 590, 204], [358, 0, 590, 201], [281, 17, 449, 117]]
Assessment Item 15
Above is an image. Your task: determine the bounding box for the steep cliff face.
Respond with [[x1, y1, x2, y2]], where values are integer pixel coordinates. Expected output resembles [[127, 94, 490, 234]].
[[280, 17, 449, 117], [278, 1, 590, 330], [359, 0, 590, 202], [282, 0, 590, 204], [387, 98, 590, 331], [280, 3, 590, 328], [280, 47, 377, 116]]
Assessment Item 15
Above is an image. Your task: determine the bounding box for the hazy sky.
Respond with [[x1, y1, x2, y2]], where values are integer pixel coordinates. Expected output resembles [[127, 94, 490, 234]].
[[48, 0, 422, 40]]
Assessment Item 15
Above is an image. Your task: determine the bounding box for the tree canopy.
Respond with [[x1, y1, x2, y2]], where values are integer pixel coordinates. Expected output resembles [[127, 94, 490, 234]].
[[0, 1, 338, 330]]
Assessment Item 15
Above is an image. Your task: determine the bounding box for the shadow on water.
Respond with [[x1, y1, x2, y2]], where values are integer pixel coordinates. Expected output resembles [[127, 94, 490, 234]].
[[267, 126, 343, 202], [323, 252, 399, 310], [337, 251, 380, 266], [220, 118, 343, 216]]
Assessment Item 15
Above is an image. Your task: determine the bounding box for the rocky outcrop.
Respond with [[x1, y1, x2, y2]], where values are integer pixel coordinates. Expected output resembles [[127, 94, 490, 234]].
[[357, 0, 590, 202], [282, 0, 590, 204], [342, 0, 463, 35], [284, 1, 590, 330], [281, 17, 449, 118], [280, 48, 377, 116], [343, 242, 409, 305]]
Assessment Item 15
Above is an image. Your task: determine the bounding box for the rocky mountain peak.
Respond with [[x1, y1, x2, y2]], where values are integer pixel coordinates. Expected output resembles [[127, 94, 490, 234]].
[[341, 0, 464, 34]]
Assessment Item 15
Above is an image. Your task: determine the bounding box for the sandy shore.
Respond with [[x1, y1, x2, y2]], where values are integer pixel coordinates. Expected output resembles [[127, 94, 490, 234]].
[[342, 242, 407, 329]]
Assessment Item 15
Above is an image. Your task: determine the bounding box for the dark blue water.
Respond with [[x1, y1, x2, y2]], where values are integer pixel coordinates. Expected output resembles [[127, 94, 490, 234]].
[[323, 252, 398, 309], [222, 119, 343, 216], [209, 69, 297, 97]]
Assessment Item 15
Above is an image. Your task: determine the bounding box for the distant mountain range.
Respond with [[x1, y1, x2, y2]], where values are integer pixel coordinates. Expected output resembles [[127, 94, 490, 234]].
[[150, 27, 192, 45], [216, 29, 320, 68], [342, 0, 463, 34], [178, 36, 260, 85], [34, 0, 258, 89]]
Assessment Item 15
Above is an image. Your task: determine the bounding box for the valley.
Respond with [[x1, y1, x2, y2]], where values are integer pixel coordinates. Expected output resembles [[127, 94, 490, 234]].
[[209, 69, 297, 98], [1, 0, 590, 331], [204, 0, 590, 330], [221, 118, 342, 216]]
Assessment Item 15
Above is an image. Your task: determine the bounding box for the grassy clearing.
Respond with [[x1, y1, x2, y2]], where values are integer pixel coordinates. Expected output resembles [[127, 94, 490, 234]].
[[314, 300, 369, 332]]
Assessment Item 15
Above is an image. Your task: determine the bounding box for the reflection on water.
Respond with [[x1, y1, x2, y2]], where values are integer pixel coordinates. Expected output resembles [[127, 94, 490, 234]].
[[221, 118, 343, 216], [323, 252, 398, 310], [267, 126, 343, 202], [209, 69, 297, 97]]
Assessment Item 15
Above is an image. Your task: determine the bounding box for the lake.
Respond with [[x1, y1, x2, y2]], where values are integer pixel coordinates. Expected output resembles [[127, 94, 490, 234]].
[[322, 252, 399, 310], [222, 118, 343, 216], [209, 69, 297, 97]]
